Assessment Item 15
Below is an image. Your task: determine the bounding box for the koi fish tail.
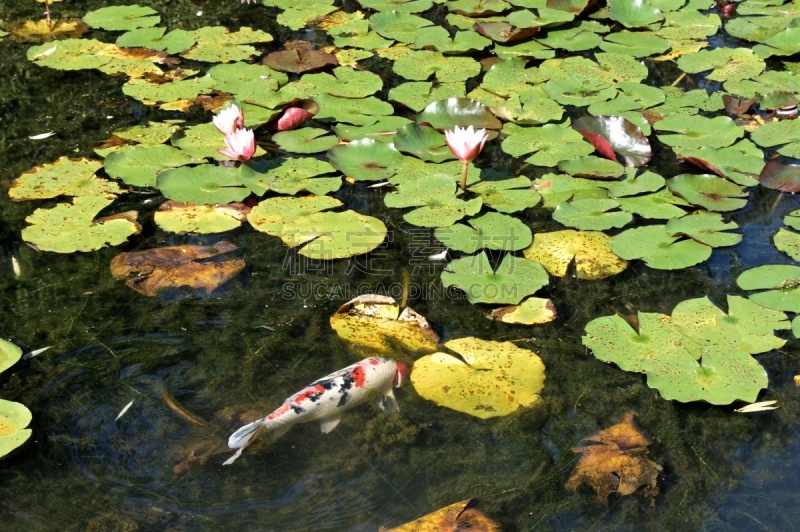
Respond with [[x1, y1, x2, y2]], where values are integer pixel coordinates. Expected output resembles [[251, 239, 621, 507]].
[[223, 419, 292, 466]]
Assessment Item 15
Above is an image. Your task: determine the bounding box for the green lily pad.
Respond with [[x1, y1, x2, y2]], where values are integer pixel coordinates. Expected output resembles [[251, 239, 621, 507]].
[[446, 0, 510, 16], [393, 123, 454, 163], [737, 265, 800, 313], [434, 212, 532, 253], [543, 76, 617, 107], [328, 18, 394, 50], [522, 229, 628, 279], [116, 27, 195, 54], [616, 189, 691, 220], [558, 156, 626, 179], [170, 122, 232, 162], [333, 116, 414, 142], [0, 339, 22, 374], [384, 173, 483, 227], [411, 337, 546, 419], [238, 157, 341, 196], [181, 27, 273, 63], [276, 0, 337, 30], [109, 121, 184, 146], [280, 210, 388, 259], [535, 24, 603, 52], [665, 212, 741, 248], [602, 168, 665, 197], [302, 67, 384, 99], [468, 174, 541, 213], [413, 27, 491, 53], [611, 225, 712, 270], [122, 76, 215, 109], [389, 82, 468, 113], [207, 62, 288, 99], [0, 399, 33, 459], [666, 174, 748, 212], [272, 128, 339, 154], [327, 139, 404, 181], [776, 228, 800, 262], [156, 164, 250, 205], [599, 30, 670, 57], [677, 48, 766, 83], [358, 0, 433, 12], [154, 201, 249, 234], [553, 198, 633, 231], [531, 173, 608, 209], [314, 94, 394, 127], [750, 119, 800, 159], [370, 11, 434, 43], [501, 123, 594, 166], [607, 0, 663, 29], [753, 18, 800, 58], [489, 297, 558, 325], [104, 145, 197, 187], [22, 196, 141, 253], [441, 252, 549, 305], [393, 50, 481, 83], [83, 5, 159, 31], [655, 115, 745, 150], [571, 115, 652, 167], [416, 98, 502, 131], [672, 296, 788, 355], [10, 157, 120, 200], [248, 196, 343, 236], [676, 145, 765, 187]]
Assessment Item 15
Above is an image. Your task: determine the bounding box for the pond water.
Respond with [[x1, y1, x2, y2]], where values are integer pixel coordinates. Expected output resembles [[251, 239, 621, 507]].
[[1, 0, 799, 530]]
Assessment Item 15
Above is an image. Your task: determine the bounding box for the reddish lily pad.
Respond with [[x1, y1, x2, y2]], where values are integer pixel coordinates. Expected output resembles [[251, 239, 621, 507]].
[[262, 48, 338, 74], [572, 115, 652, 167], [758, 161, 800, 193]]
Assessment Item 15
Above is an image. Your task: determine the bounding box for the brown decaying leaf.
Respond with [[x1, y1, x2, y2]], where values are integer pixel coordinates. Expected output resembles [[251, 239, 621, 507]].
[[565, 411, 662, 502], [380, 499, 500, 532], [110, 241, 244, 296]]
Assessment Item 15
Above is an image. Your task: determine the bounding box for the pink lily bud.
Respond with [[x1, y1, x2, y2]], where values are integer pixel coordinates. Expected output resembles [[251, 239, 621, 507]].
[[273, 107, 314, 132], [213, 104, 245, 135], [218, 128, 256, 162], [444, 125, 488, 164]]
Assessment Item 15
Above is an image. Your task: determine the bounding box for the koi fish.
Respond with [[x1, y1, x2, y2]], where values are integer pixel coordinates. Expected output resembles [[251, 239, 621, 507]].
[[224, 357, 408, 465]]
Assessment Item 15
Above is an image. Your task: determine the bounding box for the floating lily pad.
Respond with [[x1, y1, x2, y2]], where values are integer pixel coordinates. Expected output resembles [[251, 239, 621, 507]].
[[678, 48, 765, 82], [468, 175, 541, 213], [154, 201, 250, 234], [607, 0, 663, 29], [416, 98, 502, 131], [655, 115, 745, 150], [666, 174, 748, 212], [750, 119, 800, 159], [775, 228, 800, 262], [441, 252, 548, 305], [531, 173, 608, 209], [122, 76, 215, 110], [327, 139, 404, 181], [181, 26, 273, 63], [572, 115, 652, 167], [0, 339, 22, 375], [108, 121, 184, 146], [280, 210, 388, 259], [737, 265, 800, 313], [758, 161, 800, 193], [238, 157, 341, 196], [248, 196, 343, 236], [262, 49, 338, 74], [389, 82, 468, 113], [329, 295, 439, 355], [752, 18, 800, 58], [110, 242, 245, 296], [314, 94, 394, 126], [333, 116, 414, 142], [411, 337, 545, 419], [543, 76, 617, 107], [676, 145, 764, 187], [22, 196, 141, 253], [384, 173, 483, 227], [156, 164, 250, 205], [272, 128, 339, 154], [600, 30, 670, 57], [523, 230, 628, 279], [489, 297, 557, 325], [665, 212, 741, 248], [393, 50, 481, 83], [393, 123, 453, 163], [10, 157, 120, 200], [104, 145, 197, 187], [434, 212, 532, 253], [0, 399, 33, 459], [553, 198, 633, 231], [170, 122, 234, 161], [611, 225, 711, 270], [558, 156, 626, 179], [413, 26, 491, 53], [276, 0, 338, 30], [370, 11, 434, 43], [116, 27, 195, 54], [501, 123, 594, 167], [83, 5, 159, 31]]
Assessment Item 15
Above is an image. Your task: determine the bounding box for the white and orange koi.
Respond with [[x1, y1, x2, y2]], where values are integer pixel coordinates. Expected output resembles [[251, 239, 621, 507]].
[[224, 357, 408, 465]]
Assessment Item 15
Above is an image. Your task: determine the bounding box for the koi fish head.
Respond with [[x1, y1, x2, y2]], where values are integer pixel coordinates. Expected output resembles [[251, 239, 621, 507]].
[[394, 362, 409, 388]]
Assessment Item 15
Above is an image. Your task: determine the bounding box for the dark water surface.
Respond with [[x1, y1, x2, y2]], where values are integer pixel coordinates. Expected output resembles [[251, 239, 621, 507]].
[[1, 0, 799, 530]]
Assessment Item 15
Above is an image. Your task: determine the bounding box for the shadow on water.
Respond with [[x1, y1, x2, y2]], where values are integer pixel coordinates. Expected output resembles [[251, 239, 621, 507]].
[[0, 0, 799, 530]]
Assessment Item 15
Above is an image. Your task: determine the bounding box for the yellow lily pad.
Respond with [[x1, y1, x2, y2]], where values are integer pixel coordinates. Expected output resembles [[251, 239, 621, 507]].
[[489, 297, 557, 325], [411, 337, 545, 419], [0, 399, 32, 458], [523, 229, 627, 280], [330, 295, 439, 356], [154, 201, 250, 234], [381, 498, 500, 532]]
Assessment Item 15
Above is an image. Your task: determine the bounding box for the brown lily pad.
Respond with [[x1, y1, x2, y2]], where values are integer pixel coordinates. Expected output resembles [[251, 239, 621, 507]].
[[8, 18, 89, 43], [380, 498, 500, 532], [565, 411, 661, 502], [759, 160, 800, 193], [261, 48, 338, 74], [110, 241, 245, 296]]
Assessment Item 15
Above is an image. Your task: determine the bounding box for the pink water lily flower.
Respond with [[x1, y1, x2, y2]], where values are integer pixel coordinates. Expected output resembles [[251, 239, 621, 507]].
[[444, 125, 488, 164], [219, 128, 255, 162], [213, 104, 245, 135]]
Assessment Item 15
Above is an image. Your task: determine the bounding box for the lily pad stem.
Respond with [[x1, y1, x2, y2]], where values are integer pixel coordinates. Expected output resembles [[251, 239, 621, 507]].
[[460, 161, 468, 191]]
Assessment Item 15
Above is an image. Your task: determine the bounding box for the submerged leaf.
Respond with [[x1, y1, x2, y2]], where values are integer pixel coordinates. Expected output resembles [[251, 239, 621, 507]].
[[381, 499, 500, 532]]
